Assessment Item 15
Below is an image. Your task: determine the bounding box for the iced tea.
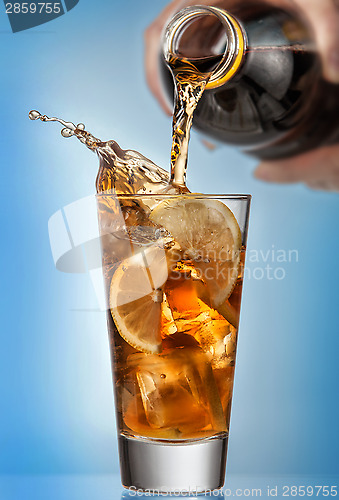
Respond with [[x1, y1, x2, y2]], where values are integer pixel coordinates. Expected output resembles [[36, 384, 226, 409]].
[[97, 192, 247, 442]]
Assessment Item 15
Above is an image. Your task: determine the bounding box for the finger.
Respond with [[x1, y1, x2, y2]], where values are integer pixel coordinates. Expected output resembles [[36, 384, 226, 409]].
[[144, 26, 173, 115], [293, 0, 339, 83], [254, 157, 312, 184], [144, 0, 186, 115], [200, 138, 218, 150], [254, 148, 327, 183], [305, 179, 336, 191], [254, 145, 339, 189]]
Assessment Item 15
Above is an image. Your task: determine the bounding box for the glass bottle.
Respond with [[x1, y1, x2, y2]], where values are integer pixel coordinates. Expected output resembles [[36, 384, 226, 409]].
[[161, 3, 339, 159]]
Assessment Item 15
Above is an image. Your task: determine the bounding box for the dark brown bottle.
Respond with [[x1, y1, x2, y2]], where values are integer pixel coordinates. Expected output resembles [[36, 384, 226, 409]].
[[161, 4, 339, 159]]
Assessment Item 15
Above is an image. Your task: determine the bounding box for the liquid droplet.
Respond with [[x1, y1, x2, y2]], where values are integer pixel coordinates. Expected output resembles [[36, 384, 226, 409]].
[[61, 128, 75, 138], [28, 109, 101, 151], [29, 110, 41, 120]]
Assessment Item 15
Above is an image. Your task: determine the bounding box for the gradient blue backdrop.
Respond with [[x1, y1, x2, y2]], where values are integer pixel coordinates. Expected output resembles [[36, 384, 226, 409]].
[[0, 0, 338, 496]]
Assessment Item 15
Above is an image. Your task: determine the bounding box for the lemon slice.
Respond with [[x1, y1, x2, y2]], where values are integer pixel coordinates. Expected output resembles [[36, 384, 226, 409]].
[[110, 247, 167, 354], [150, 197, 242, 306]]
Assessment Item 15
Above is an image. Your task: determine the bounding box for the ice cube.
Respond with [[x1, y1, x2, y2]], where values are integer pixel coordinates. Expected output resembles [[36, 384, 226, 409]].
[[121, 389, 182, 439], [213, 365, 235, 422], [127, 349, 226, 437], [196, 321, 237, 369], [164, 271, 236, 366]]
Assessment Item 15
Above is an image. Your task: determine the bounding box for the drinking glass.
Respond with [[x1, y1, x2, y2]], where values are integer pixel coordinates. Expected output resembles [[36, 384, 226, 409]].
[[97, 193, 251, 493]]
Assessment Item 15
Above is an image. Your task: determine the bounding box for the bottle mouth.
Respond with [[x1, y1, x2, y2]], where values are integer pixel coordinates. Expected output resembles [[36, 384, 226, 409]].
[[163, 5, 246, 89]]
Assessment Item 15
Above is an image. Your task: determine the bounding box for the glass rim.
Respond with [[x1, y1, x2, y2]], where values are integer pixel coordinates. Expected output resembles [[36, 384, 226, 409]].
[[96, 193, 252, 200]]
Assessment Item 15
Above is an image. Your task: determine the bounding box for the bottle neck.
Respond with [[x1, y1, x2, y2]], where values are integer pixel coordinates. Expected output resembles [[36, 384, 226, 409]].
[[163, 6, 246, 89]]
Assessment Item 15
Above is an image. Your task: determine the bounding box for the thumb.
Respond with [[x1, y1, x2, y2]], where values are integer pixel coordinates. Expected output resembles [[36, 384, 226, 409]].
[[254, 144, 339, 190], [254, 156, 312, 184]]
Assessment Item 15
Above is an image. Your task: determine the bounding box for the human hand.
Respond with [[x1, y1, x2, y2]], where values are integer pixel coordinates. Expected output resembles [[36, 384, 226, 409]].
[[144, 0, 339, 191], [144, 0, 339, 110], [253, 0, 339, 191], [254, 144, 339, 191]]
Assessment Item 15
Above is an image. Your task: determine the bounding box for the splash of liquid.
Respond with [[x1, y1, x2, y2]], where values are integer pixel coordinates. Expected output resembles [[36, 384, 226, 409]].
[[28, 51, 216, 195], [28, 49, 217, 195], [29, 110, 173, 195], [167, 56, 213, 188], [28, 110, 101, 150]]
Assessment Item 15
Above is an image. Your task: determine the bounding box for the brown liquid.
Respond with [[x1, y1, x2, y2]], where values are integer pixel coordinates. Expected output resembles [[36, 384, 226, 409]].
[[117, 261, 244, 440], [28, 110, 175, 195], [28, 46, 216, 194], [168, 54, 218, 188], [97, 199, 245, 440], [29, 50, 243, 440]]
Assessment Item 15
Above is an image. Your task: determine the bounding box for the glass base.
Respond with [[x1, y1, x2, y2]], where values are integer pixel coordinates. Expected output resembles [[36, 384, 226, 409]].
[[119, 434, 228, 493]]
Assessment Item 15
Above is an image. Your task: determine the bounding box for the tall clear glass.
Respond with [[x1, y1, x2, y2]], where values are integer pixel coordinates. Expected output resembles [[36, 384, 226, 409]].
[[97, 193, 251, 493]]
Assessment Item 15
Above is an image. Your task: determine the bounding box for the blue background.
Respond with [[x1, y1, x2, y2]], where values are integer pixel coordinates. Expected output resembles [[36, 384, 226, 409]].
[[0, 0, 338, 496]]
